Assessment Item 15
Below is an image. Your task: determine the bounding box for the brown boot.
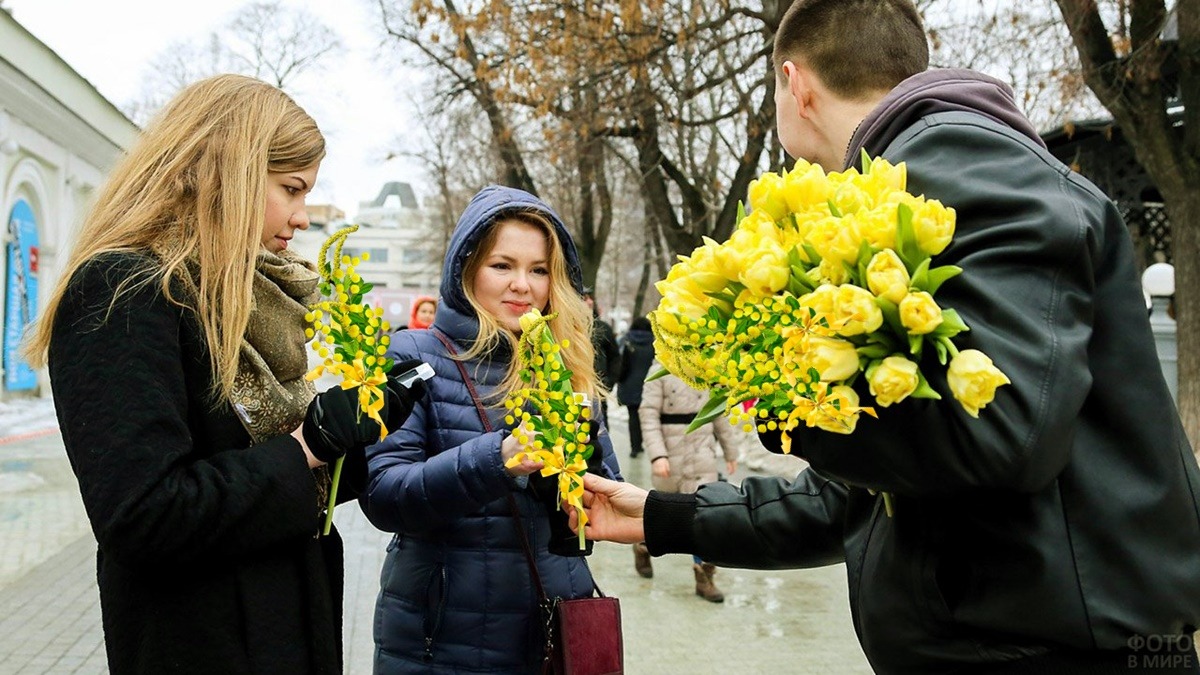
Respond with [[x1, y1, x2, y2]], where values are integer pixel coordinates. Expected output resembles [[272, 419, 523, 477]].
[[633, 543, 653, 578], [693, 563, 724, 603]]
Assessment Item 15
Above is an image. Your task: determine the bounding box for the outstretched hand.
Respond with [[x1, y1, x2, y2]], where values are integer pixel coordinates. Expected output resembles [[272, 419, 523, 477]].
[[501, 431, 545, 477], [567, 473, 649, 544]]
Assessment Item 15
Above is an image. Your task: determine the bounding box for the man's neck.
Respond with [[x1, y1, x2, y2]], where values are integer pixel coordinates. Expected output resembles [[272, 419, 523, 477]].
[[819, 95, 888, 171]]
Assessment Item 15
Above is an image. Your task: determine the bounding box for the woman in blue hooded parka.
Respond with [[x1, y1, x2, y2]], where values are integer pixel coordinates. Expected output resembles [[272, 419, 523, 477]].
[[361, 186, 622, 673]]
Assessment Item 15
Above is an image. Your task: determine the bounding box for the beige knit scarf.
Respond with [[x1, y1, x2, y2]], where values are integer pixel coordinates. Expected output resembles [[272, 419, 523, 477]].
[[231, 249, 320, 444]]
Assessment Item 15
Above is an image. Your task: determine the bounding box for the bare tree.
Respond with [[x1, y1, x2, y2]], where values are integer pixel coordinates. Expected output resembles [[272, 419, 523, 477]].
[[918, 0, 1108, 129], [224, 1, 341, 89], [124, 1, 341, 124], [398, 97, 499, 264], [380, 0, 786, 255], [124, 36, 227, 123], [377, 0, 537, 194]]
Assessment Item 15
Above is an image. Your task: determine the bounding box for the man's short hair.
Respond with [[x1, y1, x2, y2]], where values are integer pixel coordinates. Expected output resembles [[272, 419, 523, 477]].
[[773, 0, 929, 100]]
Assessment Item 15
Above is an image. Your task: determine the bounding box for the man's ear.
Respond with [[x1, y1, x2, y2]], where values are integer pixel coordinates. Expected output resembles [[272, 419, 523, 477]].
[[783, 60, 815, 119]]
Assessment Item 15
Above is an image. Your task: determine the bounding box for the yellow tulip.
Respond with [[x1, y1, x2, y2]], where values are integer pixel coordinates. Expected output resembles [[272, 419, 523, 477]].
[[798, 285, 838, 323], [947, 349, 1010, 417], [831, 181, 869, 216], [806, 216, 861, 265], [817, 258, 850, 286], [783, 161, 833, 214], [738, 242, 790, 296], [866, 249, 911, 304], [899, 291, 943, 335], [858, 208, 898, 251], [833, 284, 884, 336], [519, 307, 545, 334], [867, 356, 920, 407], [806, 385, 874, 435], [747, 171, 790, 222], [737, 209, 785, 246], [805, 336, 860, 382], [859, 158, 907, 201], [912, 199, 956, 256]]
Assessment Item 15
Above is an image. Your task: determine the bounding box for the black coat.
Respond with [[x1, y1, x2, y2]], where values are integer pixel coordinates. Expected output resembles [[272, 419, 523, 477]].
[[48, 253, 345, 675], [615, 327, 655, 407]]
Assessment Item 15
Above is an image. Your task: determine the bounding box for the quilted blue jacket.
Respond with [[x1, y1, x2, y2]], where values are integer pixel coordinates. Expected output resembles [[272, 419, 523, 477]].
[[361, 186, 622, 674]]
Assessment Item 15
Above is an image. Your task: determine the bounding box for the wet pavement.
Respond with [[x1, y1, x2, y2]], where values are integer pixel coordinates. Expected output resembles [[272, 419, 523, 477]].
[[0, 397, 872, 674]]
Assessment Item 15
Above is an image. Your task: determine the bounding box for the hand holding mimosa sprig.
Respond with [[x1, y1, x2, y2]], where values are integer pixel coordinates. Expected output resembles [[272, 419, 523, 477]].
[[503, 308, 594, 551], [304, 224, 393, 535]]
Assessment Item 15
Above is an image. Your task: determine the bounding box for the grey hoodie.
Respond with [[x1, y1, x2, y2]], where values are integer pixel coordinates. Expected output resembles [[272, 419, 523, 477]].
[[844, 68, 1045, 169]]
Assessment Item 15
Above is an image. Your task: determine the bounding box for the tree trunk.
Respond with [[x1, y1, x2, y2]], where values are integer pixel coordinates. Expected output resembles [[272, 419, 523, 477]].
[[1166, 195, 1200, 449], [633, 200, 655, 319], [440, 0, 538, 195]]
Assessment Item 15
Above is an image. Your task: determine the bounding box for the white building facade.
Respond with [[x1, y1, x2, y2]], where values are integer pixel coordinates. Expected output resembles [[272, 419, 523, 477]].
[[0, 10, 139, 398], [292, 181, 443, 330]]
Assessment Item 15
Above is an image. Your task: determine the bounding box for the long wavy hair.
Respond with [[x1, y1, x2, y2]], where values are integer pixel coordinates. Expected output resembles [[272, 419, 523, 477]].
[[23, 74, 325, 402], [458, 210, 601, 406]]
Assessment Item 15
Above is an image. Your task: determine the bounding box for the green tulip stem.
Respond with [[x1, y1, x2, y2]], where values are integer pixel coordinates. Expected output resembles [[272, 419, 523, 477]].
[[939, 336, 960, 360]]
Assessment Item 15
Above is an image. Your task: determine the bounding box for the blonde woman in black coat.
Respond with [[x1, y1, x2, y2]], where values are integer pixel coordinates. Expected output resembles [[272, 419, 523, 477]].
[[23, 75, 423, 675]]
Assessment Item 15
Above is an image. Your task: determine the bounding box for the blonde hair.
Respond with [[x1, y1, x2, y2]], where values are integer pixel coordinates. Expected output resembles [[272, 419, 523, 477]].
[[23, 74, 325, 402], [458, 211, 601, 405]]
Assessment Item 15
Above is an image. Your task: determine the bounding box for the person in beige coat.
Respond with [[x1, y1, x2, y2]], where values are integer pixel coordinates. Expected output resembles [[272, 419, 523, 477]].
[[635, 365, 740, 602]]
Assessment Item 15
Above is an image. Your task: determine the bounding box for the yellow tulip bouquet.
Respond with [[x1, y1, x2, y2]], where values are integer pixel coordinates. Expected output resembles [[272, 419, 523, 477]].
[[651, 153, 1010, 512], [304, 224, 394, 535], [503, 308, 595, 552]]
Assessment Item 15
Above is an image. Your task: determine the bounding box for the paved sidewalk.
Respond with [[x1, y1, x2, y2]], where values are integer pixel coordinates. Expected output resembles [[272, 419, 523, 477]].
[[0, 397, 871, 674]]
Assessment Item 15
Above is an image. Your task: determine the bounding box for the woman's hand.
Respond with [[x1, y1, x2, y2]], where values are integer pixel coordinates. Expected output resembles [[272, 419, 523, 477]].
[[726, 459, 737, 476], [568, 473, 648, 544], [501, 430, 544, 477], [651, 456, 671, 478]]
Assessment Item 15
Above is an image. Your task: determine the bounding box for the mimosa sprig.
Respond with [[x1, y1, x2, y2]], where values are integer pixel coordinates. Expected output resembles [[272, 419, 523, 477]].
[[304, 224, 393, 535], [502, 308, 594, 551]]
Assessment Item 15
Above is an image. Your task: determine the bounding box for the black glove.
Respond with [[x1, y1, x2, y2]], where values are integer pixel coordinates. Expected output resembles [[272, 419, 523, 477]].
[[383, 359, 430, 431], [302, 359, 429, 463]]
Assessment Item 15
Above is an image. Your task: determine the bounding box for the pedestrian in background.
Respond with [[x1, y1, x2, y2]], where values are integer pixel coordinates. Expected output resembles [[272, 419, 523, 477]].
[[583, 286, 621, 423], [22, 74, 423, 675], [635, 365, 739, 601], [576, 0, 1200, 672], [616, 316, 655, 458], [408, 294, 437, 330], [360, 186, 622, 673]]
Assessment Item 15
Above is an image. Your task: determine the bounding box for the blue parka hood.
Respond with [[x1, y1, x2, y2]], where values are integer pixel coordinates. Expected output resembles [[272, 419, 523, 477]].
[[439, 186, 585, 318]]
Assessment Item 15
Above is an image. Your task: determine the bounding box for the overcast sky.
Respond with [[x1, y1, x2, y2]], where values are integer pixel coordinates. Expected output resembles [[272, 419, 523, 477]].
[[6, 0, 427, 219]]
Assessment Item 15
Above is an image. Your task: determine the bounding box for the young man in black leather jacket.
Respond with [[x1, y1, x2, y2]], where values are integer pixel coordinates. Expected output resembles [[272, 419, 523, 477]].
[[577, 1, 1200, 673]]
